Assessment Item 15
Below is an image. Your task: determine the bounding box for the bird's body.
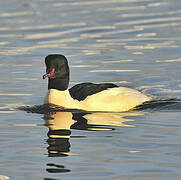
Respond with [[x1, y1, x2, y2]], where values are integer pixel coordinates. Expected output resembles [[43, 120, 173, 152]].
[[44, 87, 151, 112], [43, 54, 151, 112]]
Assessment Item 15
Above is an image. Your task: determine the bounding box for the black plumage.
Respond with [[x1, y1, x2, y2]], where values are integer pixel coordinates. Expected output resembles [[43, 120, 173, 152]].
[[69, 82, 118, 101]]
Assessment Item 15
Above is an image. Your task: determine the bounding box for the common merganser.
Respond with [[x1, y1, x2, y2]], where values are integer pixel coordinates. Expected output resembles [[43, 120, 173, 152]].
[[43, 54, 151, 112]]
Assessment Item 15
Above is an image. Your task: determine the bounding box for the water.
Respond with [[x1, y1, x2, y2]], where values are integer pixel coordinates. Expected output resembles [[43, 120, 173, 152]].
[[0, 0, 181, 179]]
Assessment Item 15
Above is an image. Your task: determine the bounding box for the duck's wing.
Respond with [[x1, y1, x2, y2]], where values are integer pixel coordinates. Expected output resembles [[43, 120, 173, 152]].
[[69, 82, 118, 101]]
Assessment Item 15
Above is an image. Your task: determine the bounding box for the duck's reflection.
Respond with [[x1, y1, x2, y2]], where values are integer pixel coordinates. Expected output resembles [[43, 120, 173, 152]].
[[44, 110, 144, 174], [44, 111, 74, 157], [44, 110, 143, 157]]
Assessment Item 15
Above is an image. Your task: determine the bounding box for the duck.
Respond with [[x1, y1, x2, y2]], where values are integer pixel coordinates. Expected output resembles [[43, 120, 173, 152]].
[[43, 54, 152, 112]]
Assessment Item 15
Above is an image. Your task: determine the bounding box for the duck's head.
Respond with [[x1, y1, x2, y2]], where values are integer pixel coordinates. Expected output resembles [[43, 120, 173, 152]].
[[43, 54, 70, 91]]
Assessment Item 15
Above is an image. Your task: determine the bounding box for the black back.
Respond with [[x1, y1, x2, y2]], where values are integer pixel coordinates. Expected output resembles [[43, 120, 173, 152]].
[[69, 82, 118, 101]]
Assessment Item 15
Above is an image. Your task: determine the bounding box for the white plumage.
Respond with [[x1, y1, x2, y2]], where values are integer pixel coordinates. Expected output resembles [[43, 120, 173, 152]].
[[44, 87, 151, 112]]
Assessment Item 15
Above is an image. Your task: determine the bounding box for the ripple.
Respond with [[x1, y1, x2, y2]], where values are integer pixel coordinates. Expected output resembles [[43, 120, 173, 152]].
[[39, 37, 83, 44], [24, 26, 115, 40], [0, 93, 32, 96], [89, 69, 140, 73], [14, 78, 38, 81], [0, 63, 32, 67], [71, 65, 98, 68], [0, 123, 41, 127], [115, 16, 181, 26], [124, 41, 176, 50], [86, 5, 146, 13], [0, 103, 25, 113], [156, 58, 181, 63], [0, 175, 9, 180], [118, 9, 181, 18], [134, 22, 181, 31], [147, 2, 168, 7], [0, 34, 22, 38], [53, 0, 152, 7], [0, 11, 37, 17], [136, 33, 157, 37], [103, 59, 134, 63], [0, 22, 86, 31], [136, 99, 181, 111], [0, 111, 18, 114], [11, 71, 26, 74], [0, 42, 10, 45]]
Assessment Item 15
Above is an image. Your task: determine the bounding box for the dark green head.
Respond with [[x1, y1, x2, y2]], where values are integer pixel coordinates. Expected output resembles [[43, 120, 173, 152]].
[[43, 54, 70, 91]]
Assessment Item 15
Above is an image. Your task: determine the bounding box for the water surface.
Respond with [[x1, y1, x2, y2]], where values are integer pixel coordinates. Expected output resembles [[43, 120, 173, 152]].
[[0, 0, 181, 179]]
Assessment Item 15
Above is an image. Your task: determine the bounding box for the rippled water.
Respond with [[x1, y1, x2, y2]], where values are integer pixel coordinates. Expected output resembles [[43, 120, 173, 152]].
[[1, 0, 181, 179]]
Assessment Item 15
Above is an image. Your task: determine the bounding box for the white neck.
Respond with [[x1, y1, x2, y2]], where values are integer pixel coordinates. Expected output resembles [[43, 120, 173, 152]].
[[44, 89, 81, 109]]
